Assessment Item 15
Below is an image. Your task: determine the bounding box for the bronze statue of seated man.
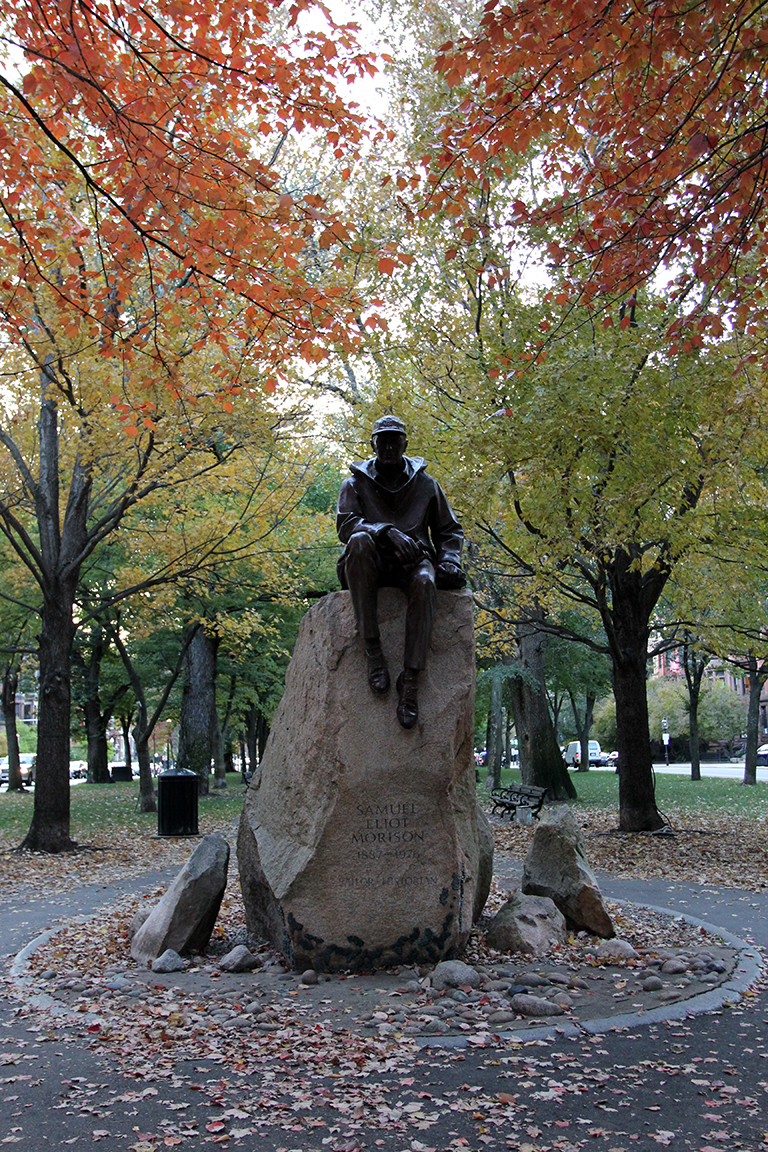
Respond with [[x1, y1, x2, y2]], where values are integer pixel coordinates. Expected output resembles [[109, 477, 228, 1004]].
[[336, 415, 465, 729]]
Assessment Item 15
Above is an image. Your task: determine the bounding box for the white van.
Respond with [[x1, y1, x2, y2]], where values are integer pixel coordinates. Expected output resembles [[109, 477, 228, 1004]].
[[564, 740, 606, 767]]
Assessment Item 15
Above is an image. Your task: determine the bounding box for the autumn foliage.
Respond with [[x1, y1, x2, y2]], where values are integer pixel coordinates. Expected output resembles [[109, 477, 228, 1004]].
[[433, 0, 768, 338], [0, 0, 373, 411]]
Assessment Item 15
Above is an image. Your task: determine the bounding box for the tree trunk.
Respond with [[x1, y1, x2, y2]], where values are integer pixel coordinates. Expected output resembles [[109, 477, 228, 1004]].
[[486, 674, 504, 790], [220, 674, 237, 777], [112, 628, 194, 816], [133, 699, 157, 814], [257, 712, 270, 759], [568, 690, 595, 773], [507, 619, 576, 801], [121, 712, 133, 777], [688, 692, 701, 782], [84, 694, 111, 783], [18, 372, 90, 852], [78, 628, 113, 784], [606, 550, 665, 832], [19, 589, 78, 851], [246, 704, 259, 774], [212, 709, 227, 790], [612, 636, 664, 830], [743, 655, 767, 786], [2, 664, 24, 792], [681, 640, 708, 782], [245, 706, 270, 771], [176, 624, 218, 796], [505, 708, 514, 767], [550, 689, 564, 741]]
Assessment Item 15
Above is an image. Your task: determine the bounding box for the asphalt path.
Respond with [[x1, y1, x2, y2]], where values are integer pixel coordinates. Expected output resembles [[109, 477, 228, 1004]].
[[2, 858, 768, 1151]]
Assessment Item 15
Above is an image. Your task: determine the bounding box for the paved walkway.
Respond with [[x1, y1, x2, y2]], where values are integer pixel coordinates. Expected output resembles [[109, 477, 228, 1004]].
[[2, 862, 767, 1151]]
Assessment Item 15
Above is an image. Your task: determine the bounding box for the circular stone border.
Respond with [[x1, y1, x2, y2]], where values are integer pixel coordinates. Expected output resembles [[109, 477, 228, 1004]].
[[6, 899, 764, 1048]]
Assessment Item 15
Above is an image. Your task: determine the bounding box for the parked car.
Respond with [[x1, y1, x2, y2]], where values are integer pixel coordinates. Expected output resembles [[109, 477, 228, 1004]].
[[563, 740, 609, 767], [1, 753, 35, 783], [756, 744, 768, 766], [69, 760, 87, 779], [18, 753, 35, 783]]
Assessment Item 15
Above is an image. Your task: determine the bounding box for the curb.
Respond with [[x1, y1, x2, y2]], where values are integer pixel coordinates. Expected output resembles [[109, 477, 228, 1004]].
[[7, 915, 104, 1026], [417, 901, 765, 1047], [8, 899, 765, 1046]]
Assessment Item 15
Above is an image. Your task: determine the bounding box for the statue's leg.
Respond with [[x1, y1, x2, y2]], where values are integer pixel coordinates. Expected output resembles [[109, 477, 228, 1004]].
[[397, 560, 436, 728], [403, 560, 436, 671], [342, 532, 390, 694]]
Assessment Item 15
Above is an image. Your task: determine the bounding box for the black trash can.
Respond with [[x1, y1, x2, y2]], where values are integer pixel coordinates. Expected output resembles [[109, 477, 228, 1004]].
[[111, 764, 132, 782], [157, 768, 199, 837]]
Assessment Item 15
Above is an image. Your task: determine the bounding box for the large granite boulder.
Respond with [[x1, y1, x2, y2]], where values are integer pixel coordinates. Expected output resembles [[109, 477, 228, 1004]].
[[237, 588, 486, 971], [521, 806, 614, 937], [473, 806, 495, 922], [485, 892, 567, 954], [131, 834, 230, 964]]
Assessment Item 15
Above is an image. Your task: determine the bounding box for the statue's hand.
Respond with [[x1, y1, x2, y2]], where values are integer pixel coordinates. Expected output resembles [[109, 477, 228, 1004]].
[[387, 527, 422, 566], [435, 561, 466, 589]]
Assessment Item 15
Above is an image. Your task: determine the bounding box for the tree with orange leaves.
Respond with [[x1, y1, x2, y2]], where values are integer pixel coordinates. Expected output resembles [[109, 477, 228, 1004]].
[[0, 0, 372, 852], [432, 0, 768, 345]]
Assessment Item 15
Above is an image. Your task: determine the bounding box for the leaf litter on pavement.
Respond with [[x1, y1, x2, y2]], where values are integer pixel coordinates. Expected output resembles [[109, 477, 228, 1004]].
[[3, 804, 768, 1149], [7, 867, 767, 1151]]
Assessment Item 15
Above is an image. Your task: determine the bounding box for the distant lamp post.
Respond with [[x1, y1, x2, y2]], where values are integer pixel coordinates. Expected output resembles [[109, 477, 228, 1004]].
[[662, 717, 670, 766]]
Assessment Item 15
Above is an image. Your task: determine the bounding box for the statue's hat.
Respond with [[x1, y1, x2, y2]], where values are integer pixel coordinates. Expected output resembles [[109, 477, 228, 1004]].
[[371, 415, 406, 436]]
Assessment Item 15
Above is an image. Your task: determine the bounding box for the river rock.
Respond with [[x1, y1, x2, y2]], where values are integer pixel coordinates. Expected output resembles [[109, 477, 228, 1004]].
[[237, 588, 486, 971], [485, 891, 567, 954], [151, 949, 188, 974], [431, 959, 481, 990], [131, 834, 230, 963], [219, 945, 262, 972], [509, 993, 565, 1018], [521, 806, 614, 937], [596, 938, 638, 960]]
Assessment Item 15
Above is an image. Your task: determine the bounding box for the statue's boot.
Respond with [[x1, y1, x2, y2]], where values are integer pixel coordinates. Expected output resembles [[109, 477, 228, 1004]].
[[365, 640, 390, 694], [396, 669, 419, 729]]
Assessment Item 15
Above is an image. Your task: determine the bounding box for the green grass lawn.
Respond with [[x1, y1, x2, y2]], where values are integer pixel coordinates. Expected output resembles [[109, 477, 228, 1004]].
[[3, 766, 767, 851], [0, 776, 247, 846], [479, 765, 768, 817]]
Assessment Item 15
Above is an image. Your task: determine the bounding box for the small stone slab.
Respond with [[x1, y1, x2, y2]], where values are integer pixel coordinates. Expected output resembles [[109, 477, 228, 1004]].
[[485, 892, 567, 954], [131, 834, 230, 963], [522, 806, 614, 937], [219, 945, 262, 973], [151, 949, 188, 973]]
